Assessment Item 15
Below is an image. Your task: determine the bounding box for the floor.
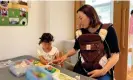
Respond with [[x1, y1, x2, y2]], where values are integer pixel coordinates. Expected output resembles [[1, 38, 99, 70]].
[[127, 66, 133, 80], [127, 43, 133, 80]]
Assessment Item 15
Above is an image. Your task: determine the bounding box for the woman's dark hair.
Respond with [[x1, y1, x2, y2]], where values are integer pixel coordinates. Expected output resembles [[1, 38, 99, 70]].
[[77, 4, 101, 28], [131, 10, 133, 15], [39, 33, 54, 44]]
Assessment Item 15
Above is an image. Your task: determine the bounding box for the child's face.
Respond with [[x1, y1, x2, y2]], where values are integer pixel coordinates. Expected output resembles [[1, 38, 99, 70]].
[[41, 42, 52, 50]]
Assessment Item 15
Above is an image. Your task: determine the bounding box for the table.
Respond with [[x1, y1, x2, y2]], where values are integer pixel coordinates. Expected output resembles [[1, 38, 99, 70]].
[[0, 55, 96, 80]]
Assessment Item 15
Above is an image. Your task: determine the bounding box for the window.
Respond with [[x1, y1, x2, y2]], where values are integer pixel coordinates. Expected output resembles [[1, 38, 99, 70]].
[[85, 0, 113, 23], [130, 0, 133, 13]]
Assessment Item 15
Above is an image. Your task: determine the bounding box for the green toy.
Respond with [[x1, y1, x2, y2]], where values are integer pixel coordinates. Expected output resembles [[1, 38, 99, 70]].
[[51, 68, 56, 73], [38, 72, 46, 78], [33, 60, 39, 64], [46, 67, 56, 73]]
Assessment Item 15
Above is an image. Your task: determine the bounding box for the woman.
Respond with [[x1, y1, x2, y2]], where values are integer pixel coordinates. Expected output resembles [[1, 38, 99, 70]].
[[54, 4, 119, 80]]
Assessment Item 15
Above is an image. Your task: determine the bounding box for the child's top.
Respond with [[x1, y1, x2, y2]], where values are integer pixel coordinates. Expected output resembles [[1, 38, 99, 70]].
[[37, 45, 59, 62]]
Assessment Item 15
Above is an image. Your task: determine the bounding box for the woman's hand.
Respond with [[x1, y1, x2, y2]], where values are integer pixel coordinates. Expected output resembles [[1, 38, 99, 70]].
[[52, 54, 68, 64], [87, 69, 107, 78]]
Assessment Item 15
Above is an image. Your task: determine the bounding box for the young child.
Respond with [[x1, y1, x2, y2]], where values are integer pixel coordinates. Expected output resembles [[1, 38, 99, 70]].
[[37, 33, 60, 65]]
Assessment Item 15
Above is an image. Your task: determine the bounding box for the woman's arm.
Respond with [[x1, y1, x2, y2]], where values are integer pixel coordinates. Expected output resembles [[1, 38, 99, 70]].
[[88, 53, 119, 77], [60, 48, 78, 63], [53, 48, 77, 63], [102, 53, 119, 74], [66, 48, 77, 57]]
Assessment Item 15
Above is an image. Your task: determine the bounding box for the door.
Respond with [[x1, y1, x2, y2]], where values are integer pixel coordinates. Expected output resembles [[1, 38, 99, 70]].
[[113, 1, 129, 80]]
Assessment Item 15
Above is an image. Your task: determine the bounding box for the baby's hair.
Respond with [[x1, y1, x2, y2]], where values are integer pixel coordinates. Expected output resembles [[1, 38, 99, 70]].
[[39, 33, 54, 44], [131, 10, 133, 15]]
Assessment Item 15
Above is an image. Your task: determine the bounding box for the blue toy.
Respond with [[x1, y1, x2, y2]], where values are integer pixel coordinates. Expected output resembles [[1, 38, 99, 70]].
[[25, 66, 53, 80]]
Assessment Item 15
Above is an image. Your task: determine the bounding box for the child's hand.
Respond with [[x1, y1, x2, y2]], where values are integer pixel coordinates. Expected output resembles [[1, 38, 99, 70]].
[[44, 61, 48, 65], [53, 55, 68, 64], [40, 58, 48, 65]]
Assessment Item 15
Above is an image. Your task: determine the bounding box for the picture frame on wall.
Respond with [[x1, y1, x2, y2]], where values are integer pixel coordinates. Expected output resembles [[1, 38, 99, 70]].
[[0, 0, 29, 26]]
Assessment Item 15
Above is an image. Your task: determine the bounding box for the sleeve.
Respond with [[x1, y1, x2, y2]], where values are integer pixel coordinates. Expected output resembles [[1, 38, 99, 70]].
[[73, 38, 80, 50], [104, 26, 120, 54]]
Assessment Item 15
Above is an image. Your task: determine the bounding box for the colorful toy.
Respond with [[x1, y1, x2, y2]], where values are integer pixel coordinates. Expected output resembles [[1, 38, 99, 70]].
[[28, 59, 34, 63], [45, 65, 56, 73], [27, 59, 44, 67], [32, 71, 46, 78], [33, 61, 44, 66], [53, 73, 76, 80], [44, 65, 60, 75], [26, 66, 53, 80], [33, 60, 40, 64]]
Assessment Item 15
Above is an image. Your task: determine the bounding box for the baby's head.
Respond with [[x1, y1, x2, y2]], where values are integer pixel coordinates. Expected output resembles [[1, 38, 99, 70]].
[[39, 33, 54, 50], [131, 10, 133, 16]]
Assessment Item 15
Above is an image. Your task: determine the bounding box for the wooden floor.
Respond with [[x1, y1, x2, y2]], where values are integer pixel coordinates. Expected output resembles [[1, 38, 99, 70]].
[[127, 66, 133, 80]]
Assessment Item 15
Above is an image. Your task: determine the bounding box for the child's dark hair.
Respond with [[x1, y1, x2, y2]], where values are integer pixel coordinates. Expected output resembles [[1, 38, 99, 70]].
[[39, 33, 54, 44], [131, 10, 133, 15]]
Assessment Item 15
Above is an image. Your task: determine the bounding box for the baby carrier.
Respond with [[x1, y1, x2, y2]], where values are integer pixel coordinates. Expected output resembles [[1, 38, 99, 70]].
[[73, 23, 114, 79]]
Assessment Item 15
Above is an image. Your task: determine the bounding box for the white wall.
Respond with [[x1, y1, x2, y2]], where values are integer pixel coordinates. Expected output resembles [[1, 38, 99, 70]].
[[48, 1, 74, 51], [0, 1, 74, 60], [0, 1, 45, 60]]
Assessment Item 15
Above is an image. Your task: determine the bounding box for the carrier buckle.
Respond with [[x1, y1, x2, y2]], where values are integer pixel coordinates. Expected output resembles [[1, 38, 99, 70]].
[[86, 44, 91, 50]]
